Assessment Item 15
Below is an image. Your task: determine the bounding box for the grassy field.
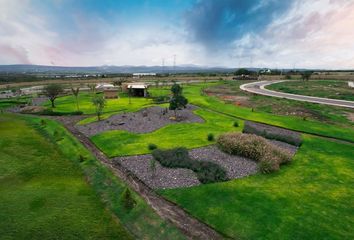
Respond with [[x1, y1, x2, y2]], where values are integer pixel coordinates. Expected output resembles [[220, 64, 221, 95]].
[[267, 80, 354, 101], [0, 114, 131, 239], [165, 83, 354, 142], [0, 113, 185, 239], [203, 81, 354, 127], [91, 108, 241, 157], [161, 135, 354, 239]]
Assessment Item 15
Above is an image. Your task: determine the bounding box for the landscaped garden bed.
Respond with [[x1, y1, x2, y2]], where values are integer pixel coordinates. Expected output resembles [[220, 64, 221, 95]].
[[76, 105, 203, 136]]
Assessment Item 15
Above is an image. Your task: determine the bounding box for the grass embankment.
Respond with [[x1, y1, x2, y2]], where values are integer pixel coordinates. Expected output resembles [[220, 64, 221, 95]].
[[161, 135, 354, 239], [0, 114, 131, 239], [91, 108, 242, 157], [168, 83, 354, 142], [0, 114, 185, 240], [267, 80, 354, 101]]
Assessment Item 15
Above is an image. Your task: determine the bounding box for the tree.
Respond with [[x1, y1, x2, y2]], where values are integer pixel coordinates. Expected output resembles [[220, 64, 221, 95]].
[[87, 84, 96, 96], [43, 84, 63, 108], [235, 68, 251, 75], [92, 95, 106, 121], [301, 71, 312, 81], [70, 86, 80, 111], [120, 188, 136, 211], [113, 79, 125, 91], [169, 83, 188, 118]]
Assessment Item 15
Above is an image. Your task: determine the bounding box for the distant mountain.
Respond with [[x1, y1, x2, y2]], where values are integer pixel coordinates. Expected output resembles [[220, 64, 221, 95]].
[[0, 64, 238, 74]]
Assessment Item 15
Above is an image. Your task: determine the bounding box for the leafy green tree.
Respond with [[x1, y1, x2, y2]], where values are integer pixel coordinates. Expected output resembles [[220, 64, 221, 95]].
[[43, 84, 64, 108], [70, 86, 80, 111], [169, 83, 188, 118], [92, 95, 106, 120]]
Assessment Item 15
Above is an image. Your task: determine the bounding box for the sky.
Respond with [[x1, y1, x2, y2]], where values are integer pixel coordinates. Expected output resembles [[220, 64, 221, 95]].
[[0, 0, 354, 69]]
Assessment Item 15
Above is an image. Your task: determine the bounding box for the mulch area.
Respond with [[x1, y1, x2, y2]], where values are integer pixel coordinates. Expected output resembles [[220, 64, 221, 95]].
[[76, 105, 204, 137]]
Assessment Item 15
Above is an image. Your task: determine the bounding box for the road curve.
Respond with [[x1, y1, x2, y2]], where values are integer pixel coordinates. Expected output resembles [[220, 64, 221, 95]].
[[240, 80, 354, 109]]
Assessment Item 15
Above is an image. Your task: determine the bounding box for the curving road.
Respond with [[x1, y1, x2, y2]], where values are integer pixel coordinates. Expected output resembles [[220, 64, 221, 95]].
[[240, 80, 354, 109]]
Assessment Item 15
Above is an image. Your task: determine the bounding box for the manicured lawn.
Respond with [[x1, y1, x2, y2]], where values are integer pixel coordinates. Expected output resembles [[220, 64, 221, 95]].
[[0, 114, 131, 239], [160, 135, 354, 239], [91, 108, 242, 157], [43, 91, 154, 115], [267, 80, 354, 101]]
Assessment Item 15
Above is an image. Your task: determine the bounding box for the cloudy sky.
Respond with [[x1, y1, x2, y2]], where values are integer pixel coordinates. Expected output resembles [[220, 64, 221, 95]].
[[0, 0, 354, 69]]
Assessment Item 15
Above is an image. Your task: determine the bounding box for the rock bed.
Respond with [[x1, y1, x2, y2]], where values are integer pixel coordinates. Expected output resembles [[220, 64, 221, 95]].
[[112, 139, 298, 189], [76, 105, 204, 137], [189, 145, 258, 180], [112, 154, 201, 189]]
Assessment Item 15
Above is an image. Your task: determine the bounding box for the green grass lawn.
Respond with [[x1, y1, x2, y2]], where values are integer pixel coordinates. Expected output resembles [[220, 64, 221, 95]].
[[160, 135, 354, 239], [267, 80, 354, 101], [0, 114, 131, 239], [43, 91, 154, 115], [91, 108, 242, 157], [0, 113, 185, 239]]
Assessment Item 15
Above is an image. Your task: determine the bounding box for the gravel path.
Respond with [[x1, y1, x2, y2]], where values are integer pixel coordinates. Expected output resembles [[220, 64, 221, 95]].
[[76, 105, 204, 137]]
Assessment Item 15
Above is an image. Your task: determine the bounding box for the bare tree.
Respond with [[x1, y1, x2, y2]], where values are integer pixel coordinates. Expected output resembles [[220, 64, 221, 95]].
[[70, 85, 80, 111], [43, 84, 63, 108]]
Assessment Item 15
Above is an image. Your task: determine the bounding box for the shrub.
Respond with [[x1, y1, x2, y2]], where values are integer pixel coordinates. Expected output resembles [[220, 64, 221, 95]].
[[152, 148, 227, 184], [38, 109, 83, 116], [207, 133, 214, 141], [233, 121, 239, 127], [120, 188, 136, 211], [148, 143, 158, 150], [243, 121, 302, 146], [78, 154, 86, 163], [217, 132, 292, 174], [152, 95, 170, 104]]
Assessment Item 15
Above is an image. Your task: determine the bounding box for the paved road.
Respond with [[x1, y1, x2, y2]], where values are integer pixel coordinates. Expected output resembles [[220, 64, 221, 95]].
[[240, 80, 354, 109]]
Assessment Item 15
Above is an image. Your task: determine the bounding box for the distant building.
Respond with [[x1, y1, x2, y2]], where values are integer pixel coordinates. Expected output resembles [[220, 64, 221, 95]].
[[96, 83, 119, 99], [123, 83, 149, 97], [349, 81, 354, 88], [132, 73, 156, 79]]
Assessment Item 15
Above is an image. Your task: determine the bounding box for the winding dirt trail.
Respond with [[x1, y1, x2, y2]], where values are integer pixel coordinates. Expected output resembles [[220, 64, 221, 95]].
[[53, 116, 228, 240]]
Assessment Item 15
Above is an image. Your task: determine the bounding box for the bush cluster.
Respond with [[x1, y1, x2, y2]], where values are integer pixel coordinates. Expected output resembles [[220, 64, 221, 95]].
[[243, 121, 302, 146], [217, 132, 292, 173], [152, 147, 227, 184]]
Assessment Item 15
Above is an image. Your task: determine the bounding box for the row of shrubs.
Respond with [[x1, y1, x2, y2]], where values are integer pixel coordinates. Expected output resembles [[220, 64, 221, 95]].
[[151, 147, 227, 184], [217, 132, 292, 173], [37, 109, 83, 116], [243, 121, 302, 146]]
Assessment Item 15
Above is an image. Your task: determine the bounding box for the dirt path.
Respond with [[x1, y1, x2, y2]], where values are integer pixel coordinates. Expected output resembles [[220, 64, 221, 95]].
[[52, 116, 228, 240]]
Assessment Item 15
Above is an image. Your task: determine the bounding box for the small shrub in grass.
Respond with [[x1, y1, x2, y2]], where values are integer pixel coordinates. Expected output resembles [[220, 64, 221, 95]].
[[120, 188, 136, 211], [78, 154, 86, 163], [148, 143, 158, 150], [217, 132, 292, 173], [233, 121, 239, 127], [152, 148, 227, 183], [207, 133, 215, 141]]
